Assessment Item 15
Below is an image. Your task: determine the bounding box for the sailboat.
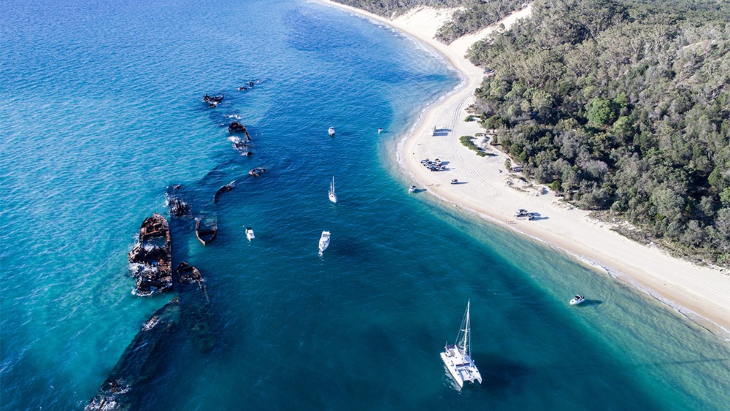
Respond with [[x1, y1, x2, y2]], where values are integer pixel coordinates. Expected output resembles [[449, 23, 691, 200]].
[[329, 176, 337, 203], [440, 300, 482, 387], [318, 230, 330, 255]]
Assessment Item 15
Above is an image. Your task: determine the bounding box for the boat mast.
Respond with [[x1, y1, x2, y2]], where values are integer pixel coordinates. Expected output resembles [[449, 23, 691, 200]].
[[462, 300, 470, 355]]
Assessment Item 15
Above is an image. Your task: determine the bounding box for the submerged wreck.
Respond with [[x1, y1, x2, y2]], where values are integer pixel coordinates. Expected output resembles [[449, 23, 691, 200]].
[[174, 262, 215, 352], [203, 94, 224, 107], [85, 298, 181, 411], [166, 187, 191, 218], [214, 180, 236, 203], [249, 167, 267, 177], [228, 121, 252, 141], [128, 213, 172, 296], [195, 216, 217, 246]]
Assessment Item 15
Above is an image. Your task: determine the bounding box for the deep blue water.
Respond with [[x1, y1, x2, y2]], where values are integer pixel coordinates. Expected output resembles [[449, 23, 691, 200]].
[[1, 0, 730, 410]]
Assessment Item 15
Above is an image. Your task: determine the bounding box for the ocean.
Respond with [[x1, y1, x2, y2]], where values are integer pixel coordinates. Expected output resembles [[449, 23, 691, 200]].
[[1, 0, 729, 409]]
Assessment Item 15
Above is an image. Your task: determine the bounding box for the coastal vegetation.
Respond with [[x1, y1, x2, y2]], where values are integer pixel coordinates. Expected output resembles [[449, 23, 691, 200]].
[[460, 135, 490, 156], [467, 0, 730, 265]]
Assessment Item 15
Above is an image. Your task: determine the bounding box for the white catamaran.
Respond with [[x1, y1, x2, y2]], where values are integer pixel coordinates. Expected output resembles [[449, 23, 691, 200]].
[[440, 300, 482, 387], [329, 176, 337, 204], [318, 230, 331, 255]]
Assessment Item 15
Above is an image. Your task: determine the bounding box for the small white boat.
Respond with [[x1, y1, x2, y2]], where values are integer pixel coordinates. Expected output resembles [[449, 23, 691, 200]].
[[377, 128, 383, 134], [328, 126, 335, 136], [408, 185, 417, 193], [570, 295, 585, 305], [318, 230, 331, 255], [245, 227, 255, 241], [441, 300, 482, 388], [450, 179, 459, 184], [329, 176, 337, 204]]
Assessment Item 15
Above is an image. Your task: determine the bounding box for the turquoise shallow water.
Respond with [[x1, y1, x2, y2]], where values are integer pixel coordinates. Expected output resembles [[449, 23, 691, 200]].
[[1, 0, 730, 410]]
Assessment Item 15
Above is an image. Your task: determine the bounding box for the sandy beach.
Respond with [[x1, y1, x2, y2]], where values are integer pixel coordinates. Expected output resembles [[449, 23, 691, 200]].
[[319, 0, 730, 336]]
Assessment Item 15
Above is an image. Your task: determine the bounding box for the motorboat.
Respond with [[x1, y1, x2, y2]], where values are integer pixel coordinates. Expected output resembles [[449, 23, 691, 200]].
[[328, 126, 335, 136], [570, 295, 585, 305], [440, 301, 482, 388], [408, 185, 417, 193], [245, 227, 255, 241], [329, 176, 337, 204], [450, 179, 459, 184], [318, 230, 331, 255]]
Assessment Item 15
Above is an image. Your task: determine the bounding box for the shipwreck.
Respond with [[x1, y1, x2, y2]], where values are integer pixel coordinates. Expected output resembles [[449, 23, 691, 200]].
[[128, 213, 172, 296]]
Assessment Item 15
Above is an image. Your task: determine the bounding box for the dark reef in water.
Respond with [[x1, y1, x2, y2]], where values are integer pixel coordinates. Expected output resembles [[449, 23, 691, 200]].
[[85, 298, 181, 411]]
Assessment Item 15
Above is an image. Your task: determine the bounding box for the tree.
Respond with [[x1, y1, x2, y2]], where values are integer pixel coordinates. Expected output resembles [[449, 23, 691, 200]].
[[586, 97, 618, 128]]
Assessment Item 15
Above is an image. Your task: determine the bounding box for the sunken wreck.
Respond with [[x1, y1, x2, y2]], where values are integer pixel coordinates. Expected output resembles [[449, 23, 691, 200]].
[[214, 180, 236, 203], [202, 94, 224, 107], [128, 213, 172, 296], [228, 121, 252, 141], [85, 298, 181, 411], [195, 216, 217, 246], [174, 262, 215, 352]]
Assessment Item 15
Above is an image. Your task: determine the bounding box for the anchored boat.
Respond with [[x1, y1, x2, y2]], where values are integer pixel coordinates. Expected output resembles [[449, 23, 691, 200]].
[[328, 126, 335, 136], [318, 230, 330, 255], [440, 301, 482, 388], [570, 295, 585, 305], [246, 227, 255, 242], [329, 176, 337, 204]]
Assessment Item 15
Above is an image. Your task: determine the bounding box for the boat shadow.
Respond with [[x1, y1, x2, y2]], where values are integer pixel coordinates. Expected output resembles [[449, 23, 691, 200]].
[[477, 356, 530, 392], [579, 299, 603, 306]]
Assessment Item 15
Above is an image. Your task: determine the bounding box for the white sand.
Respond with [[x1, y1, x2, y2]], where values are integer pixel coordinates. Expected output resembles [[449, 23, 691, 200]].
[[319, 1, 730, 335]]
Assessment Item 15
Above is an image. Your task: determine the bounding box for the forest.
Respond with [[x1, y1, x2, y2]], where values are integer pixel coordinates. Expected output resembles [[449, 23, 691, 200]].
[[333, 0, 730, 266], [468, 0, 729, 265]]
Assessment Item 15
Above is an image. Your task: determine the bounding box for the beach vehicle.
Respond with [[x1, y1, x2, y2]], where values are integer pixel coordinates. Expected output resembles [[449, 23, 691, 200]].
[[245, 227, 255, 242], [195, 217, 218, 246], [570, 295, 585, 305], [328, 126, 335, 136], [329, 176, 337, 204], [409, 185, 417, 193], [451, 179, 459, 184], [440, 301, 482, 388], [319, 230, 331, 255]]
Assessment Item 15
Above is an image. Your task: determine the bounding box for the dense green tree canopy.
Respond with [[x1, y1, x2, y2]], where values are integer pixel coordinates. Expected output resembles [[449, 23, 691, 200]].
[[468, 0, 730, 265]]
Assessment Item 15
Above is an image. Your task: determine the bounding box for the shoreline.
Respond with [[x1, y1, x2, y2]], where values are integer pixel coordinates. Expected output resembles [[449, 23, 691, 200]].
[[318, 0, 730, 338]]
